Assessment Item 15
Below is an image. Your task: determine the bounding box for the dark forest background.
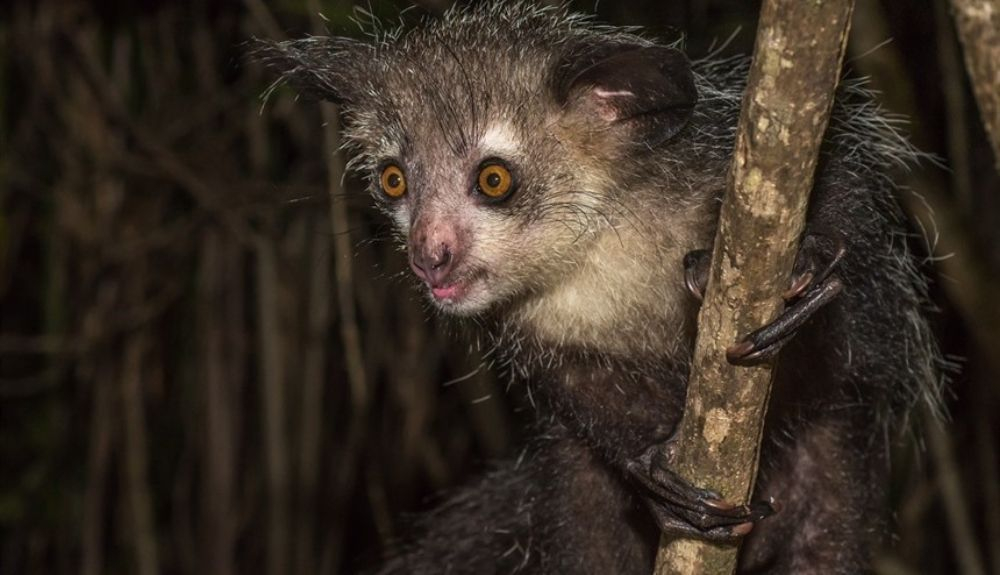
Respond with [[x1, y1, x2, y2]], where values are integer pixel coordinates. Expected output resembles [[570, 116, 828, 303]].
[[1, 0, 998, 574]]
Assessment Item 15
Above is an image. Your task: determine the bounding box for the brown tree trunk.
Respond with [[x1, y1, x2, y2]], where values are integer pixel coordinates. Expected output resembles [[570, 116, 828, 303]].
[[653, 1, 855, 573], [949, 0, 1000, 171]]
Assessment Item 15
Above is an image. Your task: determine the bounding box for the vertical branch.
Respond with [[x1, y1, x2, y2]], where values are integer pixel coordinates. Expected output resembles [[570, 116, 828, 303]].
[[256, 234, 291, 575], [975, 406, 1000, 575], [294, 213, 331, 575], [850, 5, 993, 572], [80, 22, 164, 575], [654, 1, 855, 573], [307, 0, 366, 415], [188, 3, 239, 570], [199, 229, 237, 575], [305, 1, 371, 569], [81, 379, 113, 575], [948, 0, 1000, 170], [849, 0, 1000, 375], [245, 9, 291, 567], [926, 418, 988, 575], [121, 328, 161, 575], [320, 82, 370, 575], [933, 0, 974, 214], [81, 340, 115, 575]]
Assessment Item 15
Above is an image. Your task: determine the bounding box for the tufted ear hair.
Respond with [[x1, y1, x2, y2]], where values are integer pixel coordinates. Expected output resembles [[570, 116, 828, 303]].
[[554, 43, 698, 147], [250, 36, 376, 105]]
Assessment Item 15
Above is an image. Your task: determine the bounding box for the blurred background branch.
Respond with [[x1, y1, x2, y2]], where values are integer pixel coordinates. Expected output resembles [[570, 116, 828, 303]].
[[0, 1, 997, 574]]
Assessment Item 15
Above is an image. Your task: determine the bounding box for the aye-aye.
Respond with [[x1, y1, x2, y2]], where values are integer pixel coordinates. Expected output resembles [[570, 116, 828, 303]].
[[255, 2, 942, 573]]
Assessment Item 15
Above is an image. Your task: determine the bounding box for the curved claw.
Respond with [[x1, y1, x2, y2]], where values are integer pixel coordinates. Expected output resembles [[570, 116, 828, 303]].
[[684, 234, 846, 367], [783, 232, 846, 301], [626, 445, 777, 542], [645, 504, 759, 542], [727, 275, 843, 366], [685, 233, 845, 305], [683, 249, 712, 301], [784, 271, 815, 301]]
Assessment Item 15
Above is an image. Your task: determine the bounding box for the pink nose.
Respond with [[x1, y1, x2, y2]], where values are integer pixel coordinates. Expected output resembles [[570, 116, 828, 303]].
[[410, 220, 461, 286], [411, 244, 454, 286]]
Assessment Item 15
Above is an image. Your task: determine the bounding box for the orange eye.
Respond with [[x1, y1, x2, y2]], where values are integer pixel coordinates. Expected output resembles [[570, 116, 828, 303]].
[[380, 164, 407, 198], [477, 163, 513, 199]]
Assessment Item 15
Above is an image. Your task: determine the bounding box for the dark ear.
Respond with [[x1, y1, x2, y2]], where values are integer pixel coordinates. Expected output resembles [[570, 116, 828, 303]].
[[250, 36, 375, 105], [556, 45, 697, 146]]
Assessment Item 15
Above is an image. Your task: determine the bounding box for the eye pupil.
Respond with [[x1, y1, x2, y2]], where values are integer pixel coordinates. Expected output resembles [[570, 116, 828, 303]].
[[380, 164, 407, 198], [477, 163, 513, 200]]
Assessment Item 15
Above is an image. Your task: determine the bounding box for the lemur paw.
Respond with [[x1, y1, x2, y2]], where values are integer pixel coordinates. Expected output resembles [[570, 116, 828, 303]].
[[626, 443, 776, 542], [683, 232, 846, 366]]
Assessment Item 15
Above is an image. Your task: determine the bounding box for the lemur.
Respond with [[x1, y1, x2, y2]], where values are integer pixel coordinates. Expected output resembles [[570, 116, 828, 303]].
[[255, 2, 941, 573]]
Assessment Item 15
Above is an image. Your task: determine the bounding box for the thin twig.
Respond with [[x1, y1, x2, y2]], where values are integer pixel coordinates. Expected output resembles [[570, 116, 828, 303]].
[[255, 235, 291, 575], [199, 230, 237, 575], [926, 415, 987, 575], [121, 330, 161, 575]]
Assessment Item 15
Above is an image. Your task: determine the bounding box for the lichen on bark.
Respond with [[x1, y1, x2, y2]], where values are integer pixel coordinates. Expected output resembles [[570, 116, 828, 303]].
[[653, 1, 856, 574]]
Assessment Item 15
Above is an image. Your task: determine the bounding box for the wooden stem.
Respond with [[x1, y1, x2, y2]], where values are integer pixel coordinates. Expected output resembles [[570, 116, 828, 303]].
[[948, 0, 1000, 171], [654, 1, 855, 572]]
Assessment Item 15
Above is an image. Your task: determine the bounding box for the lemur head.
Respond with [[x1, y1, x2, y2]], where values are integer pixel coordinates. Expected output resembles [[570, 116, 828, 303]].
[[256, 3, 696, 317]]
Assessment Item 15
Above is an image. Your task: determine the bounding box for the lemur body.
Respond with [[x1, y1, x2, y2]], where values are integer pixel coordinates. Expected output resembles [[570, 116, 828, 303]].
[[256, 3, 941, 573]]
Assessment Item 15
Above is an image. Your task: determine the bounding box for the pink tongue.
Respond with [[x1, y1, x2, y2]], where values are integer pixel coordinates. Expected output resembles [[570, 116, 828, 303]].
[[432, 285, 459, 299]]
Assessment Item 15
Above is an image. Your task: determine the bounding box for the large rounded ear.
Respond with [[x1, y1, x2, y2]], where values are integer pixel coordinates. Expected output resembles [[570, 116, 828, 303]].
[[250, 36, 375, 105], [555, 44, 697, 147]]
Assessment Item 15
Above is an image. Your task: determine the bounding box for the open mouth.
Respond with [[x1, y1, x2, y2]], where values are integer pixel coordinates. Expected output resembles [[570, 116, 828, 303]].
[[432, 284, 463, 300]]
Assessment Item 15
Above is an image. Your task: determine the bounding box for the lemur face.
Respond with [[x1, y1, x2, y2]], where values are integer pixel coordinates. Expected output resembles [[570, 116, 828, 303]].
[[254, 5, 696, 317], [371, 119, 557, 315], [367, 114, 613, 316]]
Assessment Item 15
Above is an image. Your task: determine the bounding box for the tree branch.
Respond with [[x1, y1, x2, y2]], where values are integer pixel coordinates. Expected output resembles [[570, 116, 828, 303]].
[[654, 1, 855, 573], [949, 0, 1000, 171]]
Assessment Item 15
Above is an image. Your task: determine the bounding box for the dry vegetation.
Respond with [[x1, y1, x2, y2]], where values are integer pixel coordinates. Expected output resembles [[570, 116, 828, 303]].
[[0, 1, 997, 574]]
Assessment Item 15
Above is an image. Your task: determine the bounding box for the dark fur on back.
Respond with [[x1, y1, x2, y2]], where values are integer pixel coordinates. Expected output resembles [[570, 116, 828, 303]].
[[254, 2, 943, 573]]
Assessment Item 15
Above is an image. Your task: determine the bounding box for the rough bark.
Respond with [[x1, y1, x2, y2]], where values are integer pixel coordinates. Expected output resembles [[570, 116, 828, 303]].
[[949, 0, 1000, 171], [653, 1, 855, 573]]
